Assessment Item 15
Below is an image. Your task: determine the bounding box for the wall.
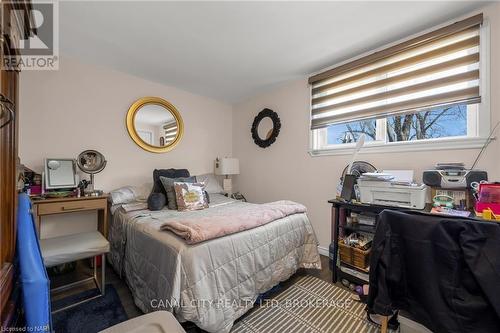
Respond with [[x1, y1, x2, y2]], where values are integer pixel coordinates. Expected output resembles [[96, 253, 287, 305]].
[[19, 57, 233, 191], [135, 123, 159, 146], [232, 3, 500, 250]]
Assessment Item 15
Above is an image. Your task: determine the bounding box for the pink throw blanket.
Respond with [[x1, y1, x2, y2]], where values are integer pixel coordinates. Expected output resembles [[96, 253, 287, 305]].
[[160, 201, 306, 244]]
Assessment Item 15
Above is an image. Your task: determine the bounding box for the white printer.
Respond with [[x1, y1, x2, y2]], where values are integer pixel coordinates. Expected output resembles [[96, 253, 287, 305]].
[[357, 173, 428, 209]]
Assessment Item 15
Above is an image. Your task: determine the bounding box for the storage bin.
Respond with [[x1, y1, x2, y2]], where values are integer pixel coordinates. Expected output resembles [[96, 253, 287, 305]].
[[338, 241, 370, 270]]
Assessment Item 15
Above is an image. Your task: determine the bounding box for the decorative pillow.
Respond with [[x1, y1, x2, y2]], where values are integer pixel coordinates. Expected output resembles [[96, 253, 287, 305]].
[[174, 182, 209, 211], [147, 192, 166, 211], [152, 168, 190, 196], [195, 173, 224, 194], [160, 176, 196, 210]]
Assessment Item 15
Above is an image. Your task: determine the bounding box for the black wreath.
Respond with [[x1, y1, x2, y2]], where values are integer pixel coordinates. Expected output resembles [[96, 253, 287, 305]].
[[251, 108, 281, 148]]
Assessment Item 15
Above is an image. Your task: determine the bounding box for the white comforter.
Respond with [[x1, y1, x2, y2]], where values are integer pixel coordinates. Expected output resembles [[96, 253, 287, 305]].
[[108, 194, 321, 333]]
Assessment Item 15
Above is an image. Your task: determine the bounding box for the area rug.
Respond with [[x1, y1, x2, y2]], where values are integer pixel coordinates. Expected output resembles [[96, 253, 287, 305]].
[[231, 276, 378, 333], [52, 285, 128, 333]]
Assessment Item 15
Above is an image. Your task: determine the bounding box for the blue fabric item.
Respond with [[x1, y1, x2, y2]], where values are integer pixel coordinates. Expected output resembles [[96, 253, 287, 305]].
[[16, 193, 51, 331]]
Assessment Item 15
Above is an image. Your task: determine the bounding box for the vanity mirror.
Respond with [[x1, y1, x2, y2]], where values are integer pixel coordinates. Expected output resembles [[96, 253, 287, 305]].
[[126, 97, 184, 153], [44, 158, 77, 189]]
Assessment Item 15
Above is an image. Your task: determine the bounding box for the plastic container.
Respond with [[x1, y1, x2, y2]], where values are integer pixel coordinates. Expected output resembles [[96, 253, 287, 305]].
[[475, 183, 500, 215]]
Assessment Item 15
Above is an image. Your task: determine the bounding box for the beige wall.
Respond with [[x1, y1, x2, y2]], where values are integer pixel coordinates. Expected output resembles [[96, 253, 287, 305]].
[[232, 3, 500, 250], [19, 5, 500, 249], [19, 57, 233, 191]]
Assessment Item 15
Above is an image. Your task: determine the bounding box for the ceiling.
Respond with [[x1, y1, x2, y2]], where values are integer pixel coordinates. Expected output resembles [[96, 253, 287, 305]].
[[135, 104, 174, 126], [59, 1, 490, 104]]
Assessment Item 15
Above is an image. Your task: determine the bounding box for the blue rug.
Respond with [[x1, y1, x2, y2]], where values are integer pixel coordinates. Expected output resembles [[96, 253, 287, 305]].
[[52, 285, 128, 333]]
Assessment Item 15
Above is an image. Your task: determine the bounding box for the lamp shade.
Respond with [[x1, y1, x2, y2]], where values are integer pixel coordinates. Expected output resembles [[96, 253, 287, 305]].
[[215, 158, 240, 175]]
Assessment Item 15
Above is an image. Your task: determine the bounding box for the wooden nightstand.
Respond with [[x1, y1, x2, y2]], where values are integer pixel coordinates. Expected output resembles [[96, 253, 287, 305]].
[[31, 195, 109, 239]]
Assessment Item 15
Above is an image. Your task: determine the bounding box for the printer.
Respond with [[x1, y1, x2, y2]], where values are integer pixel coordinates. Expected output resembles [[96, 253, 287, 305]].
[[357, 177, 428, 210]]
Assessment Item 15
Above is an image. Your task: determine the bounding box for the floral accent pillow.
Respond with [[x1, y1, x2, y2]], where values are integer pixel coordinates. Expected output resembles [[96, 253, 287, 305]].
[[174, 182, 209, 211]]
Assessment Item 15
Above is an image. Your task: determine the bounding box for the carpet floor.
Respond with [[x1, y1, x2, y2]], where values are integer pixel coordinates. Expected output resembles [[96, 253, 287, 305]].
[[230, 276, 378, 333], [52, 285, 128, 333]]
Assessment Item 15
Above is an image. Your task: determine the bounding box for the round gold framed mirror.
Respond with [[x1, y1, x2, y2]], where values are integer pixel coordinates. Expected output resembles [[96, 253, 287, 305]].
[[126, 97, 184, 153]]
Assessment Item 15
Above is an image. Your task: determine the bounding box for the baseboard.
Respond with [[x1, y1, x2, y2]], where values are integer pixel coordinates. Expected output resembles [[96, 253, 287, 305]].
[[317, 246, 329, 257]]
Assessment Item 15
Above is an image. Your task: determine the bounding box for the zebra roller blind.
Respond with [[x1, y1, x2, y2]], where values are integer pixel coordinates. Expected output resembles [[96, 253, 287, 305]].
[[309, 14, 483, 130], [163, 120, 178, 142]]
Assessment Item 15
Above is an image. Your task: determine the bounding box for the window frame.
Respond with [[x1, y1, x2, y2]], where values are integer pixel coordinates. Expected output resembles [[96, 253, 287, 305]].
[[309, 17, 491, 156]]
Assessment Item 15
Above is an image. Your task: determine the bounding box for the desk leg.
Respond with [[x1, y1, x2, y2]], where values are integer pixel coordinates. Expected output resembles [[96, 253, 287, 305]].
[[35, 216, 41, 238], [97, 207, 109, 239], [380, 315, 389, 333], [103, 207, 108, 239], [31, 205, 41, 237], [332, 205, 339, 283]]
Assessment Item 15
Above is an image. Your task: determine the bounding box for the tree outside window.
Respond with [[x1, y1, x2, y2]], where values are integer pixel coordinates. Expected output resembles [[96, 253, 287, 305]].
[[326, 104, 468, 145]]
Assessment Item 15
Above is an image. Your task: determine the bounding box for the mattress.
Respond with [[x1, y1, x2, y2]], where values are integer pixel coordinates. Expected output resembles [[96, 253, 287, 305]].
[[108, 194, 321, 333]]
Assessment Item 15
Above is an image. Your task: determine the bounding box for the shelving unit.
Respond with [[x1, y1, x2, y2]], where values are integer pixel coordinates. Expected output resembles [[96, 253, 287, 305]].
[[342, 223, 376, 234], [328, 199, 431, 284]]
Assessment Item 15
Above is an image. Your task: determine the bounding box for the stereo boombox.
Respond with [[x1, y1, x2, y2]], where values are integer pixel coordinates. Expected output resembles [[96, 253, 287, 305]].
[[423, 169, 488, 189]]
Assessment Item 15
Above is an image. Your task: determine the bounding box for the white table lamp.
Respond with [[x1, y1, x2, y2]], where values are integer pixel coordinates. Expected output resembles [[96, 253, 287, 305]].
[[215, 158, 239, 195]]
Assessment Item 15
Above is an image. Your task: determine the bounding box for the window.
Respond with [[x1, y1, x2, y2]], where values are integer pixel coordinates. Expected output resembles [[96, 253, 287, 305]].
[[309, 14, 489, 154]]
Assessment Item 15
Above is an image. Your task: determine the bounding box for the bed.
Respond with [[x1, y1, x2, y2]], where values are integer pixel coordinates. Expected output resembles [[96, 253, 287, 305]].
[[108, 193, 321, 333]]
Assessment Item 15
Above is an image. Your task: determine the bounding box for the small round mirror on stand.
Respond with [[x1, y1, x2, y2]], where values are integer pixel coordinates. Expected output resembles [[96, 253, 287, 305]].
[[126, 97, 184, 153], [251, 108, 281, 148], [77, 150, 107, 196]]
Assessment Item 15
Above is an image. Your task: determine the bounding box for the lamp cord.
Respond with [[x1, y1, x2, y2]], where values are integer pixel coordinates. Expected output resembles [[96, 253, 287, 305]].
[[471, 121, 500, 170]]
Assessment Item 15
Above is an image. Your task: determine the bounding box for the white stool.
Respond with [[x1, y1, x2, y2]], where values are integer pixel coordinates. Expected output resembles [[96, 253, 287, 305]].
[[99, 311, 186, 333], [40, 231, 109, 313]]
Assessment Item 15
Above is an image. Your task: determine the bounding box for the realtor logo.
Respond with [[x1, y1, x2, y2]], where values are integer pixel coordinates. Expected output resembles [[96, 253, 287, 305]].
[[1, 1, 59, 70]]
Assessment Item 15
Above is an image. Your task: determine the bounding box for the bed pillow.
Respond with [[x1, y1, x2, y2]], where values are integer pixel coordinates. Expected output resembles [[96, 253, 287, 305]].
[[174, 182, 209, 211], [160, 176, 196, 210], [134, 182, 153, 201], [109, 186, 139, 205], [152, 168, 190, 196], [195, 173, 224, 194]]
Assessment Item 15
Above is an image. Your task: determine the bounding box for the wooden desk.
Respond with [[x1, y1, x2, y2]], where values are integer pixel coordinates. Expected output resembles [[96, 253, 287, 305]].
[[31, 195, 108, 239]]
